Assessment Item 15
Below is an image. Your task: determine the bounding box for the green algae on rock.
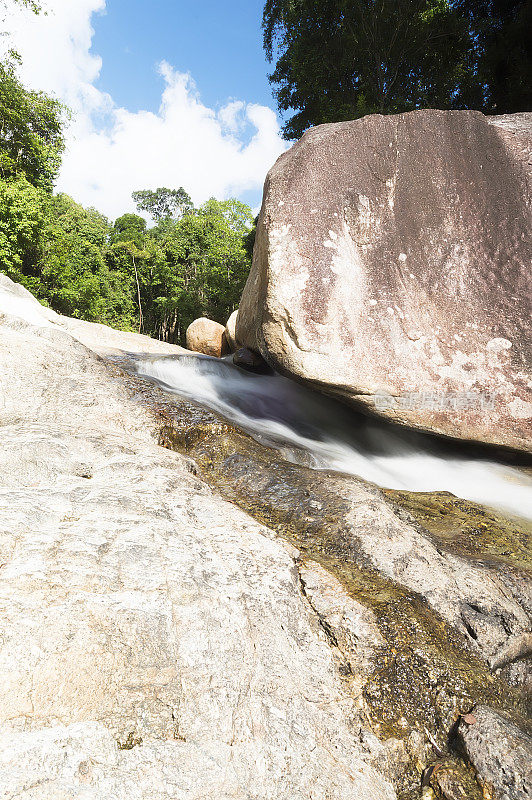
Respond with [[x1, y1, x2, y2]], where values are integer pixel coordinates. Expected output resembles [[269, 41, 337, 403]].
[[105, 355, 531, 798], [193, 429, 527, 718], [160, 417, 531, 797], [383, 490, 532, 573]]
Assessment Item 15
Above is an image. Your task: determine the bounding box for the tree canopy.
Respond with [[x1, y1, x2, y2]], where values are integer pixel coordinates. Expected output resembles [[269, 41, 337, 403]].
[[263, 0, 531, 139], [455, 0, 532, 114], [1, 180, 255, 342], [0, 19, 254, 345], [0, 58, 65, 189], [110, 213, 147, 248], [132, 187, 194, 222]]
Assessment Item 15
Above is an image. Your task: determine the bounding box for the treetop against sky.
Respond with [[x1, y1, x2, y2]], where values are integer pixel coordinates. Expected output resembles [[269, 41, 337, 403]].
[[2, 0, 287, 219]]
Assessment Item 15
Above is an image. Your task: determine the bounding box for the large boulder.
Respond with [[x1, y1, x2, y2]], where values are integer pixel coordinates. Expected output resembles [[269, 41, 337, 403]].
[[237, 110, 532, 452], [186, 316, 229, 357], [224, 309, 239, 351]]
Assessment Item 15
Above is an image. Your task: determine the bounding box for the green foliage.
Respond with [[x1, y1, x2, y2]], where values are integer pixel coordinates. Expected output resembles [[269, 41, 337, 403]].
[[48, 193, 111, 248], [0, 0, 42, 40], [0, 182, 136, 329], [263, 0, 471, 138], [38, 194, 135, 326], [0, 175, 46, 293], [132, 186, 193, 222], [0, 58, 65, 190], [0, 9, 254, 345], [110, 213, 147, 248], [455, 0, 532, 113], [262, 0, 530, 138], [2, 0, 42, 12], [134, 196, 254, 342], [1, 178, 255, 342]]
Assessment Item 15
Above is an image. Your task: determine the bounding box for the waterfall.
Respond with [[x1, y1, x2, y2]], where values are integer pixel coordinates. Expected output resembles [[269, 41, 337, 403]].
[[134, 354, 532, 521]]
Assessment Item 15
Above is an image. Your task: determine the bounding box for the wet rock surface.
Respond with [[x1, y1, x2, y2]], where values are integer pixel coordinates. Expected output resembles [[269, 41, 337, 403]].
[[121, 367, 531, 797], [182, 429, 531, 670], [1, 274, 530, 799], [422, 758, 484, 800], [457, 706, 532, 800], [233, 346, 273, 373], [0, 279, 396, 800], [236, 109, 532, 452], [382, 490, 532, 573]]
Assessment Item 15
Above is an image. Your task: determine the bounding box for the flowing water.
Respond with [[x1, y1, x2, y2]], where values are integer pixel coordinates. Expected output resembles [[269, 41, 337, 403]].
[[134, 353, 532, 521]]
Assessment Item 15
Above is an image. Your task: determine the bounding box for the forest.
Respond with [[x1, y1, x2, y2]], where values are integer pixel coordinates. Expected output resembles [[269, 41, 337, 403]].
[[1, 0, 530, 341], [0, 52, 255, 342]]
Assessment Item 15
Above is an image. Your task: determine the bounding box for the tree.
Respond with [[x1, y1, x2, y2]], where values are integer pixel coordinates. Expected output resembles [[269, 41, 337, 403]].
[[262, 0, 500, 139], [0, 58, 65, 190], [456, 0, 532, 113], [110, 213, 147, 248], [170, 198, 253, 335], [0, 175, 46, 293], [0, 172, 254, 343], [49, 193, 110, 247], [132, 197, 254, 343], [38, 194, 123, 323], [105, 240, 144, 331], [132, 187, 193, 222]]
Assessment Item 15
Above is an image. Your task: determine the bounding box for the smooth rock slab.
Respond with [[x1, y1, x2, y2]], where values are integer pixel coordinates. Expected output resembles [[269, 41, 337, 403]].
[[0, 275, 395, 800]]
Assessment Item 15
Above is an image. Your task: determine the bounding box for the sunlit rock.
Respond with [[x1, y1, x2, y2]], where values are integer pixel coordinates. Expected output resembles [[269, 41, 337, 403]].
[[457, 706, 532, 800], [237, 110, 532, 452], [0, 273, 395, 800], [186, 316, 229, 357], [224, 308, 239, 351]]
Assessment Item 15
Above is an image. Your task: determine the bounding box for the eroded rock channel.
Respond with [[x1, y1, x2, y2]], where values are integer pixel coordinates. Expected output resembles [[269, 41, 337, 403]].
[[110, 352, 532, 800]]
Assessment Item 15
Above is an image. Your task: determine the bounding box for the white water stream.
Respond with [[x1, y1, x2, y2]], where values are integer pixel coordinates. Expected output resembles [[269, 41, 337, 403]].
[[134, 354, 532, 521]]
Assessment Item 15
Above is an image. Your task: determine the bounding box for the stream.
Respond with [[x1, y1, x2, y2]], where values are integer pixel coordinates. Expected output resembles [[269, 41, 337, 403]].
[[133, 353, 532, 521]]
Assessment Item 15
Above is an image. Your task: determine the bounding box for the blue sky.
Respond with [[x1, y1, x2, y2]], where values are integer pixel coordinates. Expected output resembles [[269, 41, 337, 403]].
[[92, 0, 276, 116], [6, 0, 288, 219]]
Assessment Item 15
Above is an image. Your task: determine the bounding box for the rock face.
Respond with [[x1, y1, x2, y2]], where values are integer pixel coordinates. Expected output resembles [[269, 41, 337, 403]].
[[186, 316, 229, 358], [0, 274, 395, 799], [233, 346, 272, 374], [236, 110, 532, 452], [158, 395, 532, 797], [224, 309, 239, 351], [457, 707, 532, 800], [180, 421, 532, 674]]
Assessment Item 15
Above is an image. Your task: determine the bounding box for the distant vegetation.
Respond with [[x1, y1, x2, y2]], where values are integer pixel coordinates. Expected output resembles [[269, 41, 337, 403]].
[[0, 0, 254, 343], [0, 35, 254, 342], [263, 0, 532, 138], [2, 176, 254, 342]]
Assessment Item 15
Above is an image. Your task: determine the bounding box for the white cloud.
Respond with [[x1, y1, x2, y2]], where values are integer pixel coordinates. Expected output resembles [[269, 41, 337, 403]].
[[1, 0, 287, 219], [218, 100, 246, 133]]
